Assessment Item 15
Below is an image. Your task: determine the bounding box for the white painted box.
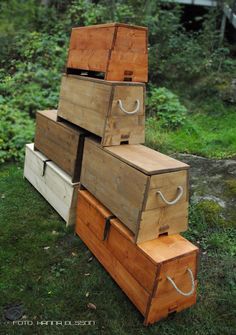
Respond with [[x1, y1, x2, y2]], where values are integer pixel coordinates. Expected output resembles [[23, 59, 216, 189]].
[[24, 143, 79, 226]]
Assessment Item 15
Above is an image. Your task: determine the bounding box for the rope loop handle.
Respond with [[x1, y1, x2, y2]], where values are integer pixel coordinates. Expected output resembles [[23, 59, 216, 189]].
[[167, 268, 195, 297], [156, 186, 183, 205], [117, 99, 140, 115]]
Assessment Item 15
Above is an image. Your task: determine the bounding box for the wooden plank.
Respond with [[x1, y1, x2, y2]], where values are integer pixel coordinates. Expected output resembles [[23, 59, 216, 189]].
[[76, 217, 150, 315], [105, 145, 189, 175], [80, 139, 148, 233]]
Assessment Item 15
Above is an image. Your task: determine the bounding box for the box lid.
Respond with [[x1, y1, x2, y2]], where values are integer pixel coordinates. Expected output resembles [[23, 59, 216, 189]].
[[105, 145, 189, 175], [72, 23, 147, 31]]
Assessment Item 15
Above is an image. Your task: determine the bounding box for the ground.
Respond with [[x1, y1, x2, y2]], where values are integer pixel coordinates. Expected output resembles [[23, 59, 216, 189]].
[[0, 163, 235, 335]]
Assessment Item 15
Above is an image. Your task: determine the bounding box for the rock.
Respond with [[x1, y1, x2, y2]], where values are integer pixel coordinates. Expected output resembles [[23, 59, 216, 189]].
[[173, 153, 236, 224]]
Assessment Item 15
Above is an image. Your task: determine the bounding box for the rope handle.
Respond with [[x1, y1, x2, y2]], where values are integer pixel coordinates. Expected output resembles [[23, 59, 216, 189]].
[[156, 186, 183, 205], [166, 268, 195, 297], [117, 99, 140, 115]]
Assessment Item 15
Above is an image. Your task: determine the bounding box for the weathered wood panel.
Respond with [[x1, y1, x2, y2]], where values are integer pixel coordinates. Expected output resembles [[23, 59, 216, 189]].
[[34, 110, 87, 182]]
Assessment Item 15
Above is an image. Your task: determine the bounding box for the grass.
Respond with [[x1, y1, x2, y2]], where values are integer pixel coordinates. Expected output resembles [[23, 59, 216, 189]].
[[0, 163, 236, 335], [146, 102, 236, 159]]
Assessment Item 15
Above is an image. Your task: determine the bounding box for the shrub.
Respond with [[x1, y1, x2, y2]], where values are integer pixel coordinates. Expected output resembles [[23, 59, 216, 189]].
[[147, 87, 187, 129]]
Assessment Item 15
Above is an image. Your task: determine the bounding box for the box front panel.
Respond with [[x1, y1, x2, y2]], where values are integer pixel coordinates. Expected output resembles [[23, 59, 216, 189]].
[[102, 115, 145, 146], [58, 75, 111, 137], [137, 170, 189, 242], [114, 27, 147, 52], [145, 251, 198, 324]]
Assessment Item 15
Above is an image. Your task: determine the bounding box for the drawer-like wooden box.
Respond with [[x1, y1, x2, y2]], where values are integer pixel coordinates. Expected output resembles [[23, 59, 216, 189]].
[[67, 23, 148, 82], [76, 190, 198, 325], [58, 75, 145, 146], [81, 139, 189, 243], [24, 143, 79, 226], [35, 110, 88, 182]]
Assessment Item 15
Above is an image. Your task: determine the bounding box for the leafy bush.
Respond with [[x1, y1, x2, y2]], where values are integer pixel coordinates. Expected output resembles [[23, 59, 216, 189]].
[[147, 87, 187, 129], [0, 99, 34, 163]]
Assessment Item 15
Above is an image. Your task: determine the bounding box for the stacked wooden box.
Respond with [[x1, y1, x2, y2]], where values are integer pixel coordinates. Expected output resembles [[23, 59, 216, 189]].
[[24, 23, 199, 325]]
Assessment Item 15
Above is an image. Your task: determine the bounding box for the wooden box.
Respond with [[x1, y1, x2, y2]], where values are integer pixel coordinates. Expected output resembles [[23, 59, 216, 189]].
[[76, 190, 199, 325], [58, 75, 145, 146], [24, 143, 79, 226], [35, 110, 88, 182], [80, 139, 190, 243], [67, 23, 148, 82]]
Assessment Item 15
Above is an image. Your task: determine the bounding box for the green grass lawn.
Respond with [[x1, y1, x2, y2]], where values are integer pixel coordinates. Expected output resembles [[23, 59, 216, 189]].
[[146, 104, 236, 159], [0, 164, 235, 335]]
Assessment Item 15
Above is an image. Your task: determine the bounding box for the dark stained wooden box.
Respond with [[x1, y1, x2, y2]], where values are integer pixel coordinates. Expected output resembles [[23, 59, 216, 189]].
[[67, 23, 148, 82], [75, 190, 199, 325], [58, 75, 145, 146], [80, 138, 190, 243], [34, 110, 88, 182]]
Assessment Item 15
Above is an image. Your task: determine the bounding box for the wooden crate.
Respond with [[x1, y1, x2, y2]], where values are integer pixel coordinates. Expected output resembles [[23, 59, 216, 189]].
[[80, 138, 190, 243], [58, 75, 145, 146], [75, 190, 199, 325], [24, 143, 79, 226], [67, 23, 148, 82], [35, 110, 88, 182]]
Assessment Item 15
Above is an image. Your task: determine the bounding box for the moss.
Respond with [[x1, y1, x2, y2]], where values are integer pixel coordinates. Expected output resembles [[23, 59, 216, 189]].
[[196, 200, 223, 226], [225, 179, 236, 197]]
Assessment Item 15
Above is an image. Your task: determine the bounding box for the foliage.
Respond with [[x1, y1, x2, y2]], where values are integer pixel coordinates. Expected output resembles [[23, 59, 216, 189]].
[[146, 102, 236, 158], [147, 87, 187, 129]]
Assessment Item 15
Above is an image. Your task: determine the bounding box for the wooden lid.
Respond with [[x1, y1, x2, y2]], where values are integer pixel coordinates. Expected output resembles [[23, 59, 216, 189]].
[[138, 234, 198, 263], [105, 145, 189, 175], [72, 23, 147, 31]]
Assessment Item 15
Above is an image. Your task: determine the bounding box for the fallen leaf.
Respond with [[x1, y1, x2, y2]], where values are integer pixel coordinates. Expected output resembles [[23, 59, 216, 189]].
[[71, 252, 77, 257], [88, 257, 93, 263], [87, 303, 96, 310], [44, 246, 50, 250], [1, 194, 5, 199], [84, 273, 90, 276], [85, 292, 89, 297]]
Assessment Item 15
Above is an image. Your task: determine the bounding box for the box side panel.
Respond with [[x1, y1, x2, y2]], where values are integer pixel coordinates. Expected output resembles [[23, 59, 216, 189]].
[[76, 216, 150, 316], [24, 145, 76, 224], [80, 139, 147, 234], [34, 112, 79, 177], [67, 27, 115, 71], [113, 26, 147, 52], [58, 75, 111, 137]]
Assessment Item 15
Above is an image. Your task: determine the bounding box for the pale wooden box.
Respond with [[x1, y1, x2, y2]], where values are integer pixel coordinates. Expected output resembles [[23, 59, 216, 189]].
[[80, 139, 190, 243], [24, 143, 79, 226], [58, 74, 145, 146], [76, 190, 198, 325]]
